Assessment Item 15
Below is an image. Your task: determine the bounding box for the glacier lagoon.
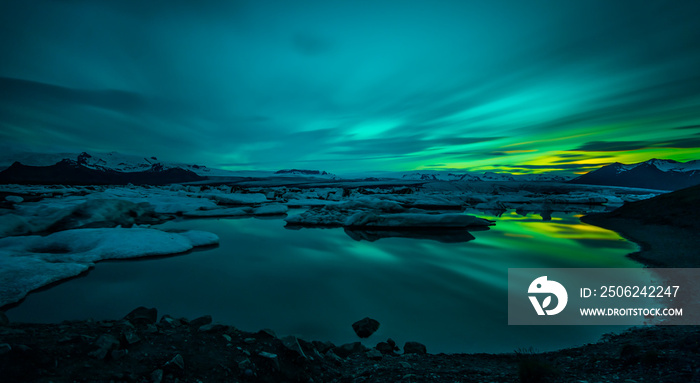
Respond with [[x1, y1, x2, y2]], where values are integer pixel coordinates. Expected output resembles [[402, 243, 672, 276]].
[[6, 211, 643, 353]]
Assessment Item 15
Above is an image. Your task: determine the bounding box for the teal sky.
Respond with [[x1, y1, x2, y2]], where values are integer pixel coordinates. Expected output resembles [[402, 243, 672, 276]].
[[1, 0, 700, 174]]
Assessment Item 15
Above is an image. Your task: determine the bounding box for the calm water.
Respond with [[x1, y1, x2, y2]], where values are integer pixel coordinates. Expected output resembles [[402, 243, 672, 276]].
[[6, 211, 643, 353]]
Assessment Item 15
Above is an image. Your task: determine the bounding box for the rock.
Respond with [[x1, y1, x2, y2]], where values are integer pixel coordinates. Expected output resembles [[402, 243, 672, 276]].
[[366, 348, 383, 360], [259, 351, 277, 358], [89, 334, 120, 360], [111, 349, 129, 360], [257, 328, 277, 338], [0, 312, 9, 326], [189, 315, 212, 328], [121, 329, 141, 346], [281, 335, 307, 359], [0, 343, 11, 355], [198, 323, 227, 332], [399, 361, 411, 369], [15, 344, 31, 353], [258, 351, 280, 370], [376, 341, 397, 355], [403, 341, 427, 355], [124, 307, 157, 325], [325, 349, 344, 364], [159, 315, 180, 327], [150, 369, 164, 383], [334, 342, 367, 358], [352, 317, 380, 338], [313, 340, 335, 354], [235, 356, 252, 369], [164, 354, 185, 372]]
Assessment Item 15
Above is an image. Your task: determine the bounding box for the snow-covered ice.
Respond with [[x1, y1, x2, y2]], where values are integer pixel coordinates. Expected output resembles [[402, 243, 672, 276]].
[[0, 227, 219, 307], [5, 196, 23, 203], [253, 204, 288, 216], [204, 192, 268, 205]]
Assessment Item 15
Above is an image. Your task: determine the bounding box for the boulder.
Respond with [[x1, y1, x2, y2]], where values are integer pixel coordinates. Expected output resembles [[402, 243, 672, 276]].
[[189, 315, 212, 328], [198, 323, 228, 333], [164, 354, 185, 372], [334, 342, 367, 358], [352, 317, 380, 338], [159, 315, 180, 327], [120, 328, 141, 346], [89, 334, 120, 360], [256, 328, 277, 338], [281, 335, 307, 359], [313, 340, 335, 354], [376, 339, 399, 355], [124, 307, 157, 325], [366, 348, 383, 360], [403, 341, 427, 355]]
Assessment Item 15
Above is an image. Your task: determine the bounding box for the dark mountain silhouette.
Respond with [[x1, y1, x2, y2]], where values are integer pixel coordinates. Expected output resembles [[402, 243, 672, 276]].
[[569, 160, 700, 190], [0, 160, 204, 185]]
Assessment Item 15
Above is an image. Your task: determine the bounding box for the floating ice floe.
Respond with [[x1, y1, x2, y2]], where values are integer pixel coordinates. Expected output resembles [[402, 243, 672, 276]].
[[0, 199, 158, 237], [183, 204, 288, 217], [0, 227, 219, 307], [4, 196, 23, 203], [285, 198, 493, 228], [204, 192, 268, 205]]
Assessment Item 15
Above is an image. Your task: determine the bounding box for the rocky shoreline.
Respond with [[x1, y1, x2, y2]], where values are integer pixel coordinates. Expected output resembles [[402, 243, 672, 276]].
[[1, 306, 699, 383]]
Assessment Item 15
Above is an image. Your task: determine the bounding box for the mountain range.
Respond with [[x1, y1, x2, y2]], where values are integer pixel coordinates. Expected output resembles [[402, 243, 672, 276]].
[[568, 159, 700, 190], [0, 151, 697, 189], [0, 159, 204, 185]]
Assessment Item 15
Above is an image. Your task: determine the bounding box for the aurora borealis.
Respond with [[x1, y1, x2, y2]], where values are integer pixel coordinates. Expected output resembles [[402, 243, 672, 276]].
[[1, 1, 699, 174]]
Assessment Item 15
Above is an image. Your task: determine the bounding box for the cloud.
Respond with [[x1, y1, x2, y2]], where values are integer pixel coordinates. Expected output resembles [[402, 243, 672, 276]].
[[571, 141, 651, 152]]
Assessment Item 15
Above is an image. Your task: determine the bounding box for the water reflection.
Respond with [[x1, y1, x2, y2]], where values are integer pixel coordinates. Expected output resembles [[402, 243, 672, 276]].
[[343, 228, 477, 243], [6, 211, 642, 353]]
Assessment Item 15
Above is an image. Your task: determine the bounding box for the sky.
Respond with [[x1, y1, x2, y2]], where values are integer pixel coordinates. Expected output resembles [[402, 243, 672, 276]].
[[1, 0, 700, 174]]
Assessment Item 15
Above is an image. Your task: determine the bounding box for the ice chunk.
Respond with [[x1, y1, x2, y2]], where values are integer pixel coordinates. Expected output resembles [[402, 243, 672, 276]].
[[0, 214, 32, 238], [0, 227, 219, 307], [5, 196, 23, 203], [183, 207, 252, 217], [205, 193, 268, 205], [253, 204, 288, 216]]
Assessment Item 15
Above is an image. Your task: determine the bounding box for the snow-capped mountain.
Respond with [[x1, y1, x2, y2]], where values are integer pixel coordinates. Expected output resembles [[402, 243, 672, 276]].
[[569, 159, 700, 190], [0, 158, 204, 185], [480, 172, 515, 182], [627, 158, 700, 173], [0, 151, 236, 177]]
